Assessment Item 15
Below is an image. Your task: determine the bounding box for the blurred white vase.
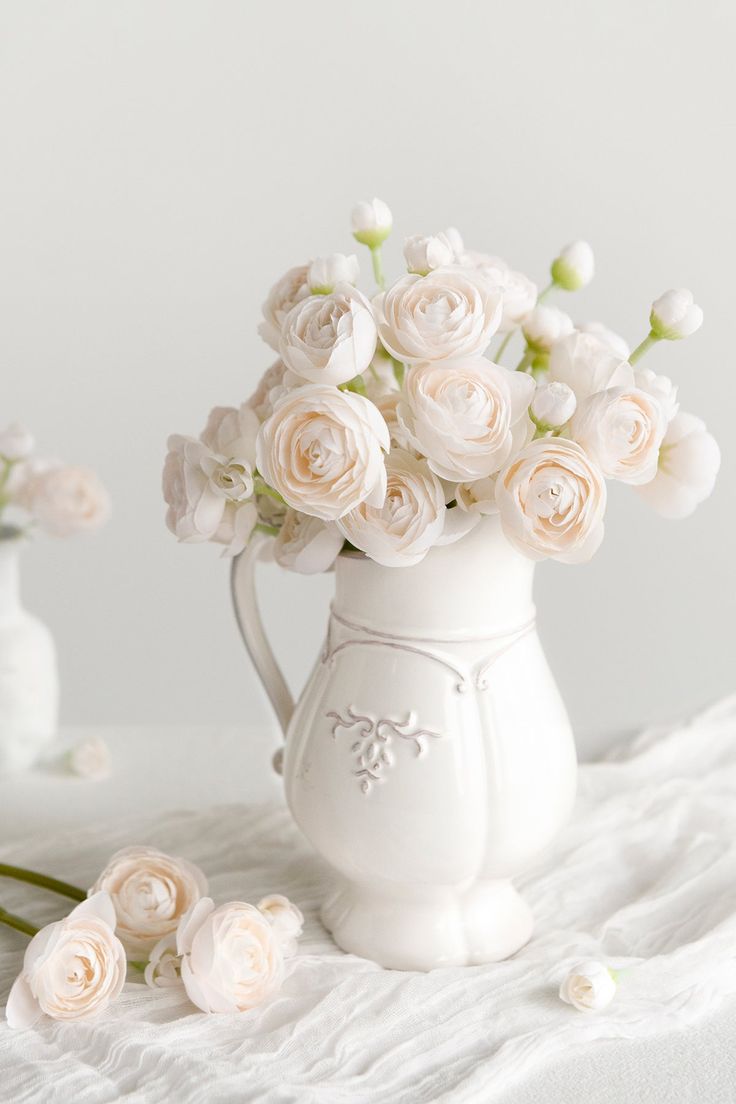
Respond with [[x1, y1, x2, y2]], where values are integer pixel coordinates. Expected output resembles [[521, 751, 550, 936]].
[[0, 534, 59, 774]]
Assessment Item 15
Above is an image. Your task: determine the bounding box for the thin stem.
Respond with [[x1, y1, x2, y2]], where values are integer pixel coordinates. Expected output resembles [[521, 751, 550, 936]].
[[254, 523, 279, 537], [0, 863, 86, 902], [494, 330, 515, 363], [0, 905, 38, 938], [370, 246, 385, 291], [254, 479, 285, 505], [392, 359, 405, 388], [515, 348, 535, 373], [629, 331, 660, 365], [537, 280, 555, 304]]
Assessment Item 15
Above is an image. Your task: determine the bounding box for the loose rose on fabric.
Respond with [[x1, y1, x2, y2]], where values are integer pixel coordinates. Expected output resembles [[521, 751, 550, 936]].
[[0, 422, 34, 462], [256, 385, 390, 521], [308, 253, 360, 295], [351, 198, 392, 248], [375, 267, 504, 364], [650, 288, 703, 340], [559, 960, 617, 1012], [259, 264, 310, 351], [90, 845, 208, 956], [274, 509, 344, 574], [522, 305, 574, 353], [257, 895, 304, 957], [68, 735, 112, 781], [569, 387, 667, 485], [551, 241, 595, 291], [5, 893, 126, 1029], [24, 465, 111, 537], [337, 449, 446, 567], [546, 332, 634, 402], [144, 932, 182, 989], [462, 252, 537, 332], [397, 358, 534, 481], [636, 412, 721, 518], [496, 437, 607, 563], [162, 435, 257, 553], [279, 285, 377, 386], [176, 898, 284, 1014]]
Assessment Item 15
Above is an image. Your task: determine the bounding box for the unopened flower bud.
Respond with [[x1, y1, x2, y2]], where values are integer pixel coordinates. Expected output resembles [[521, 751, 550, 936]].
[[551, 241, 595, 291], [559, 961, 617, 1012], [351, 198, 392, 249], [530, 381, 577, 429], [0, 422, 34, 462], [650, 288, 703, 340], [522, 305, 574, 352], [403, 234, 455, 275], [308, 253, 360, 294]]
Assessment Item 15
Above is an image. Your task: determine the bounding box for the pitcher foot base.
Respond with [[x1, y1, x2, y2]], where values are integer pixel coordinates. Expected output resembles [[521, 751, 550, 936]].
[[320, 878, 533, 971]]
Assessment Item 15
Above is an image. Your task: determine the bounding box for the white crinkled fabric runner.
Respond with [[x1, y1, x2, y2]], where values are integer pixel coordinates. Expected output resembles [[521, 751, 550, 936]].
[[2, 696, 736, 1103]]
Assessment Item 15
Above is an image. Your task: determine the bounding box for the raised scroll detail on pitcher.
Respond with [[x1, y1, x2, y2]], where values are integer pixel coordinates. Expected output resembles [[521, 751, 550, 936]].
[[326, 706, 442, 795]]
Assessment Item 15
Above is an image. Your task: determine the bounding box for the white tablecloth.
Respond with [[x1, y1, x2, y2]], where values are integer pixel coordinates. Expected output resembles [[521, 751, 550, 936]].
[[1, 699, 736, 1102]]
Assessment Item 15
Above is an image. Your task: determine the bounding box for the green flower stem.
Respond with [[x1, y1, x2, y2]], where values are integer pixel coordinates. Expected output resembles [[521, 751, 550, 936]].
[[494, 330, 515, 363], [0, 863, 86, 902], [0, 905, 39, 938], [254, 479, 285, 505], [536, 280, 555, 304], [129, 960, 147, 972], [370, 246, 385, 291], [254, 523, 279, 537], [629, 331, 660, 365], [392, 359, 405, 388], [515, 348, 535, 373]]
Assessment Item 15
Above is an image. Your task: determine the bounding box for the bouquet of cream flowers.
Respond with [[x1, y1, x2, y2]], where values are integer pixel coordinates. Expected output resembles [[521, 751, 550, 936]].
[[163, 199, 719, 571]]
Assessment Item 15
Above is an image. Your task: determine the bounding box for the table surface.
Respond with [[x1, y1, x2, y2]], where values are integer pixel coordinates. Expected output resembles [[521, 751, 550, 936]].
[[0, 723, 735, 1104]]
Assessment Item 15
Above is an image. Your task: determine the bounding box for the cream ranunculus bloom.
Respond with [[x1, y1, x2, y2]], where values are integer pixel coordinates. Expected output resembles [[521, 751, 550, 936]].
[[546, 332, 634, 402], [27, 464, 111, 537], [177, 898, 284, 1014], [496, 437, 607, 563], [246, 360, 290, 422], [90, 845, 208, 955], [257, 895, 304, 957], [256, 385, 390, 521], [259, 264, 310, 350], [375, 267, 504, 364], [569, 387, 667, 485], [337, 449, 446, 567], [636, 412, 721, 518], [463, 253, 537, 333], [403, 234, 455, 275], [397, 358, 535, 481], [279, 285, 377, 386], [633, 366, 679, 423], [576, 321, 630, 360], [274, 509, 344, 574], [162, 435, 256, 548], [5, 893, 126, 1028], [559, 960, 617, 1012]]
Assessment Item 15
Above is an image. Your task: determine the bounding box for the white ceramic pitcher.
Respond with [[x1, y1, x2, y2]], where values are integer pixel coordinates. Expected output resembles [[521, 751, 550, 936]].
[[232, 515, 577, 970]]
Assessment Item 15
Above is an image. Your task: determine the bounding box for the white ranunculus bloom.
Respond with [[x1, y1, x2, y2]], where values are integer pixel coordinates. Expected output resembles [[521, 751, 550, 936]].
[[259, 264, 310, 351], [351, 198, 392, 247], [463, 253, 537, 333], [274, 509, 344, 574], [364, 347, 400, 401], [212, 500, 259, 557], [308, 253, 360, 294], [440, 475, 499, 544], [441, 226, 465, 260], [256, 385, 390, 521], [257, 894, 304, 957], [90, 845, 208, 955], [546, 332, 634, 401], [144, 932, 182, 989], [373, 392, 416, 453], [530, 381, 577, 429], [633, 366, 679, 423], [559, 961, 617, 1012], [27, 465, 111, 537], [397, 357, 534, 481], [570, 387, 667, 485], [551, 241, 595, 291], [403, 234, 455, 275], [5, 893, 126, 1028], [201, 402, 260, 462], [636, 412, 721, 518], [337, 449, 446, 567], [163, 435, 255, 546], [246, 360, 290, 423], [577, 321, 630, 360], [177, 898, 284, 1014], [0, 422, 34, 462], [279, 285, 377, 386], [650, 288, 703, 340], [375, 268, 504, 364], [496, 437, 607, 563], [522, 305, 574, 353]]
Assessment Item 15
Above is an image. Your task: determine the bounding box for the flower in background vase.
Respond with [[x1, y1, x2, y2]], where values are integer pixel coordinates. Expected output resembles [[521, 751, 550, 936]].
[[351, 198, 392, 248], [177, 898, 284, 1014], [337, 449, 446, 567], [256, 385, 389, 521], [274, 510, 344, 574], [25, 465, 111, 537], [5, 893, 126, 1028], [636, 412, 721, 518], [559, 960, 617, 1012], [0, 422, 34, 462], [68, 735, 112, 780], [397, 358, 534, 481], [403, 234, 455, 275], [576, 321, 630, 360], [522, 305, 574, 353], [257, 895, 304, 957], [375, 268, 504, 364], [496, 437, 607, 563], [259, 264, 311, 351], [569, 387, 666, 484], [462, 253, 537, 333], [307, 253, 360, 294], [551, 240, 595, 291], [650, 288, 703, 340], [546, 332, 634, 401], [90, 845, 208, 956], [279, 286, 377, 386], [633, 366, 679, 423], [530, 381, 577, 431], [162, 435, 255, 548], [144, 932, 182, 989], [245, 360, 290, 423]]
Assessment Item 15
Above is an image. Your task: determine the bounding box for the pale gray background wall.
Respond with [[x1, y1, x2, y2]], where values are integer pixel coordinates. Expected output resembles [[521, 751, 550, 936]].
[[1, 0, 733, 757]]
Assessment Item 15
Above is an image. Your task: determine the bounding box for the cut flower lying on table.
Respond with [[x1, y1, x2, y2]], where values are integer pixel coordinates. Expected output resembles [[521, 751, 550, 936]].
[[163, 200, 719, 568]]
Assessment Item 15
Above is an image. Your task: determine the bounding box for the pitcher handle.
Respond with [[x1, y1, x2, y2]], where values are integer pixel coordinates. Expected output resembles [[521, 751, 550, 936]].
[[230, 532, 294, 774]]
